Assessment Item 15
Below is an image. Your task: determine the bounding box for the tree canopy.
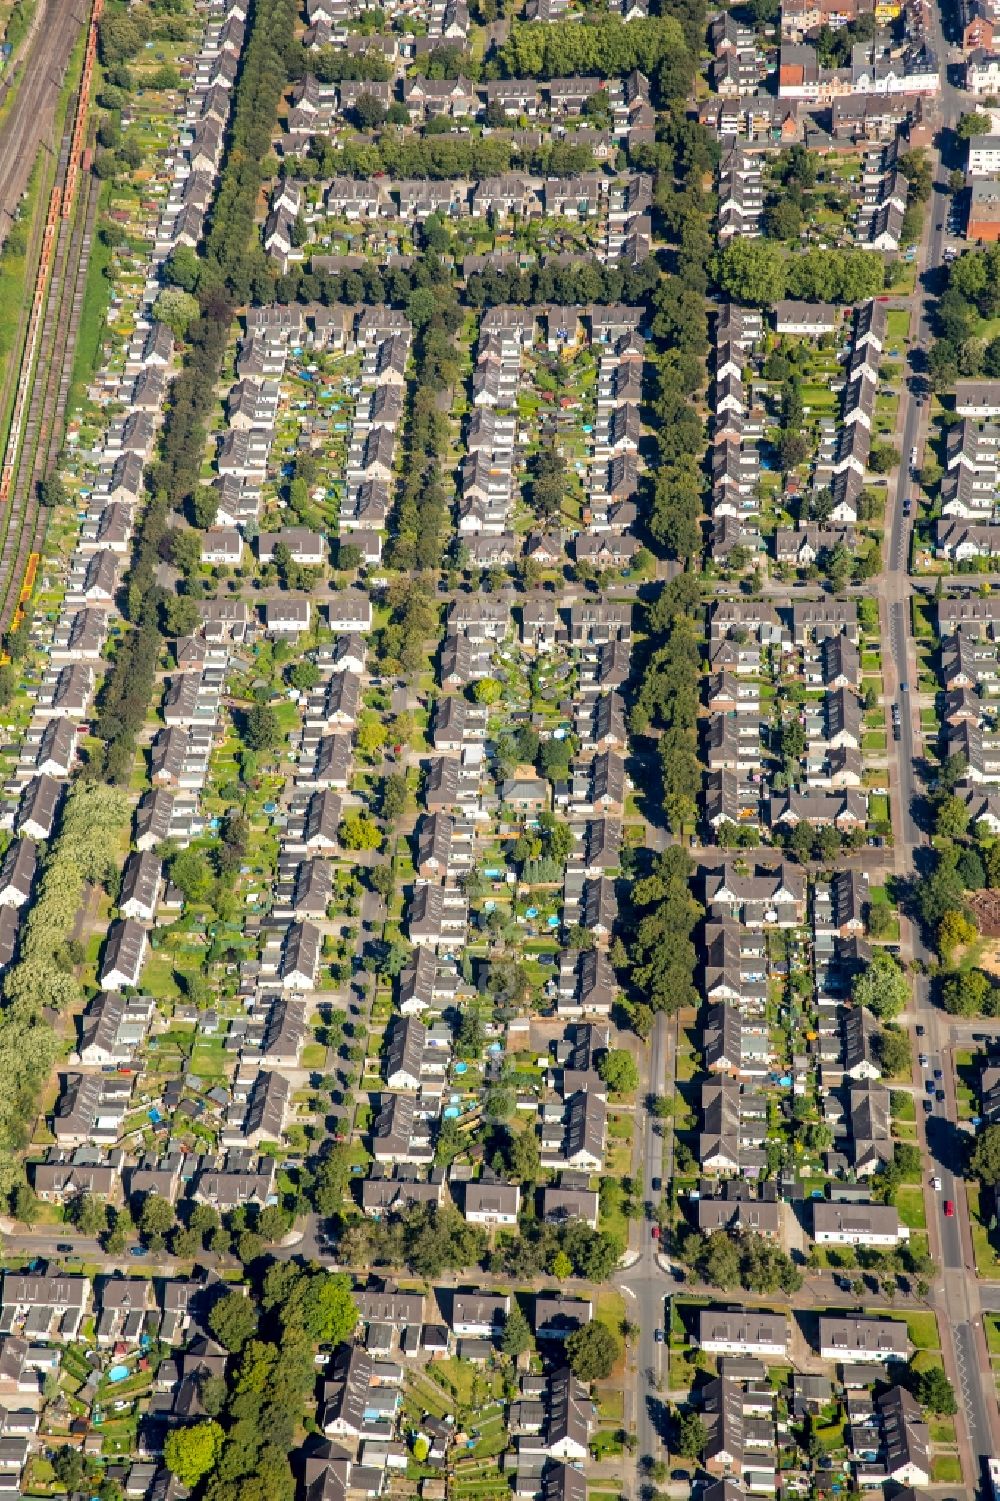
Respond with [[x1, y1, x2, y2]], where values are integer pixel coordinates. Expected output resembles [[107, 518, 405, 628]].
[[852, 951, 909, 1020], [565, 1320, 620, 1380]]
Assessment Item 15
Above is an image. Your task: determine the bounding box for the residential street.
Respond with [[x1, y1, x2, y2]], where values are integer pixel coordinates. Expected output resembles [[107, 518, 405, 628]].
[[879, 7, 1000, 1485], [621, 1011, 675, 1482]]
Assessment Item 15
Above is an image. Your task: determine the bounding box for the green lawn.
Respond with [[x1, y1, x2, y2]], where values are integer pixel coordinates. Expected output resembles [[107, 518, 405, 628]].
[[931, 1455, 963, 1484], [597, 1389, 624, 1424], [892, 1091, 916, 1123], [905, 1311, 939, 1349], [813, 1418, 845, 1451], [986, 1315, 1000, 1357], [868, 793, 890, 823], [968, 1182, 1000, 1276], [886, 308, 911, 341], [896, 1187, 927, 1231], [68, 181, 113, 409]]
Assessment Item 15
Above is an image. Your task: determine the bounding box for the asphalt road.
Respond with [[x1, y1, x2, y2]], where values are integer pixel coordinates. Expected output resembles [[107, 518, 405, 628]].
[[624, 1013, 674, 1473], [880, 18, 1000, 1482]]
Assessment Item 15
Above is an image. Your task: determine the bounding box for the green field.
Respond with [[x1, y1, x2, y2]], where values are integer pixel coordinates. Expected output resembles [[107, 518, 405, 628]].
[[931, 1454, 963, 1483], [68, 182, 113, 409], [905, 1311, 939, 1349], [896, 1187, 927, 1232]]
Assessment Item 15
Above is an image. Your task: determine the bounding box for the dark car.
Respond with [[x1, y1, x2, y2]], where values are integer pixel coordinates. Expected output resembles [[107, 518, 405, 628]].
[[55, 1243, 74, 1253], [923, 1099, 932, 1114], [651, 1177, 662, 1192], [926, 1080, 936, 1094], [936, 1089, 945, 1102], [934, 1068, 943, 1079], [916, 1025, 925, 1036]]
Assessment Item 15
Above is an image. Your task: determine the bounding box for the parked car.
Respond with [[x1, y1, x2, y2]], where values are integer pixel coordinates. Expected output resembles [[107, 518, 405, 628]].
[[944, 1200, 955, 1217], [932, 1176, 942, 1191]]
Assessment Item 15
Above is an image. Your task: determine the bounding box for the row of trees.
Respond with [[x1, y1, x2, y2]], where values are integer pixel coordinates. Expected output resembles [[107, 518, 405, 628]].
[[626, 845, 702, 1015], [646, 124, 715, 565], [498, 14, 691, 97], [913, 804, 985, 962], [0, 784, 128, 1192], [636, 576, 704, 832], [923, 785, 1000, 1011], [373, 576, 439, 678], [295, 128, 606, 182], [188, 1264, 356, 1500], [203, 0, 296, 302], [309, 42, 392, 83], [90, 293, 232, 780], [674, 1228, 803, 1294], [94, 0, 296, 774], [384, 282, 461, 573], [271, 248, 660, 316], [927, 244, 1000, 389], [716, 239, 886, 308]]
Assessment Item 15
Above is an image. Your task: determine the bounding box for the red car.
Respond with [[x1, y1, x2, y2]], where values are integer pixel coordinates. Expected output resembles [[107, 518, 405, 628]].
[[651, 1226, 660, 1239], [944, 1200, 955, 1218]]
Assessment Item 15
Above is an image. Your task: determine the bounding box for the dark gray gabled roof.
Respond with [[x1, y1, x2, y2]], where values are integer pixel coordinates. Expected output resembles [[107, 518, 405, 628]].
[[0, 838, 37, 904]]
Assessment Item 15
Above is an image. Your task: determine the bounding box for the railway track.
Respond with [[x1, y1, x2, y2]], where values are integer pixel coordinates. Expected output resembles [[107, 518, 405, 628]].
[[0, 0, 102, 633], [0, 165, 99, 631], [0, 0, 86, 250], [62, 0, 102, 216]]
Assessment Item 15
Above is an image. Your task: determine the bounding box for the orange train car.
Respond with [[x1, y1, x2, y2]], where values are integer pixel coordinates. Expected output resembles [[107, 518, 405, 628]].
[[3, 552, 40, 643], [63, 0, 102, 217]]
